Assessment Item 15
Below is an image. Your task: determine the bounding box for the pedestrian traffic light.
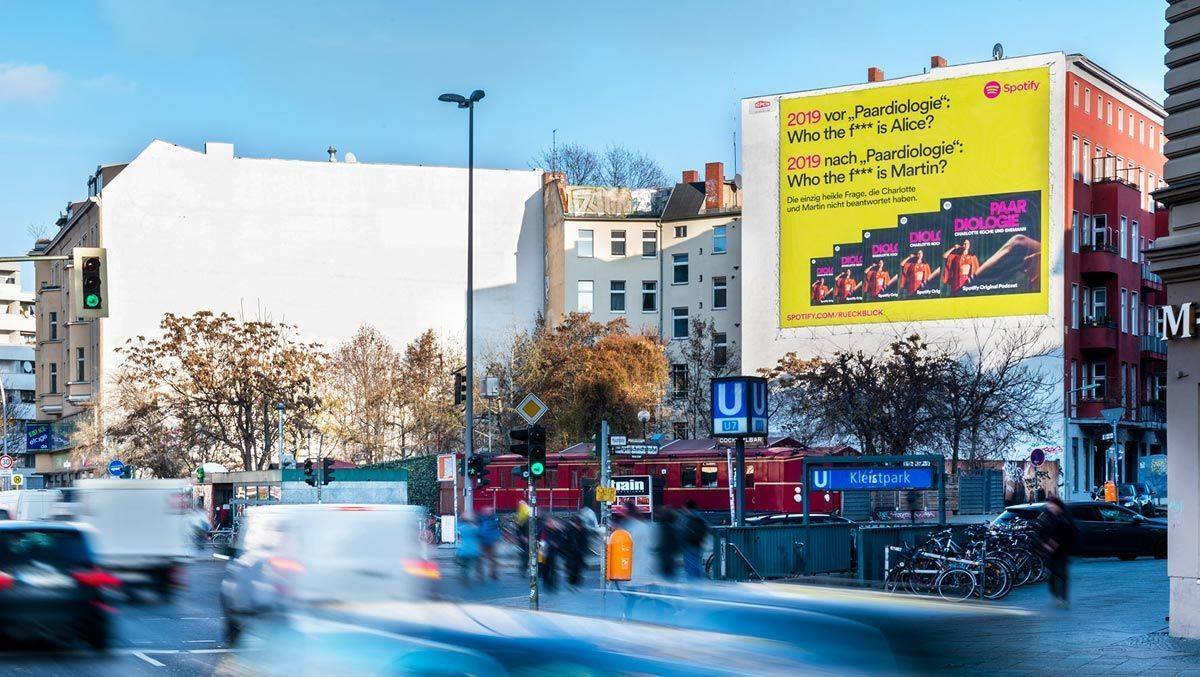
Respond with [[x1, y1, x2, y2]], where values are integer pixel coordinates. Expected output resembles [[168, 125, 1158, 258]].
[[71, 247, 108, 319], [322, 457, 335, 485], [467, 455, 492, 489], [508, 427, 530, 457], [303, 458, 316, 487], [528, 424, 546, 480], [453, 372, 467, 406]]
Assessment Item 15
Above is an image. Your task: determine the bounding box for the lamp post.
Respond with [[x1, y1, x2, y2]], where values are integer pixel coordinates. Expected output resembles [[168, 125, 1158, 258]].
[[637, 409, 650, 439], [439, 89, 485, 514]]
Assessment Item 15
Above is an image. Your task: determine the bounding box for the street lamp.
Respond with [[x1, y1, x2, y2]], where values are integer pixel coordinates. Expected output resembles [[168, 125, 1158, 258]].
[[439, 88, 485, 514], [638, 409, 650, 439]]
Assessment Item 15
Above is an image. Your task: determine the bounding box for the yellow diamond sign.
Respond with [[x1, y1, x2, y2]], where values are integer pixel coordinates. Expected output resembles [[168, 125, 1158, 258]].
[[595, 486, 617, 503], [515, 393, 548, 425]]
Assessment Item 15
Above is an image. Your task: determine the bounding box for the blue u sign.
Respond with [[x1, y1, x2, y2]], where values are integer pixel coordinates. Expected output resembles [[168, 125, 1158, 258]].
[[711, 376, 769, 438]]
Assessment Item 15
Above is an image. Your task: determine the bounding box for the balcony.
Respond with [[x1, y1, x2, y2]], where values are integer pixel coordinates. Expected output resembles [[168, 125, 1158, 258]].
[[1074, 396, 1120, 420], [1078, 242, 1121, 276], [1138, 402, 1166, 427], [1079, 317, 1118, 351], [1141, 263, 1165, 293], [1140, 334, 1166, 360]]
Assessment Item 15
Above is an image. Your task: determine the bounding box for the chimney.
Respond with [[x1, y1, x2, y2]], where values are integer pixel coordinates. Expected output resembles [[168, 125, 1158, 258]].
[[543, 171, 568, 212], [704, 162, 725, 211], [931, 55, 948, 69], [542, 171, 566, 186], [867, 67, 885, 83], [682, 169, 699, 183]]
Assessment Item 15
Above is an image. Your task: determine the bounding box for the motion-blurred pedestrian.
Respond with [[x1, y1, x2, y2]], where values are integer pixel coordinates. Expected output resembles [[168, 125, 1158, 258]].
[[654, 505, 681, 580], [679, 500, 709, 580], [539, 516, 563, 593], [457, 513, 482, 584], [515, 500, 531, 574], [1036, 497, 1076, 607], [563, 514, 588, 588], [478, 505, 501, 580]]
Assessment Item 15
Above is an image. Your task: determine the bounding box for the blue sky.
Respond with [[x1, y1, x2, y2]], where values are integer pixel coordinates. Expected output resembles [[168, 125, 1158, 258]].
[[0, 1, 1167, 285]]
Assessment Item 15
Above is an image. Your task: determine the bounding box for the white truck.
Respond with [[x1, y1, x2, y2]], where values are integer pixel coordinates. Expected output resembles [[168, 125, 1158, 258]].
[[0, 489, 62, 521], [64, 479, 193, 599]]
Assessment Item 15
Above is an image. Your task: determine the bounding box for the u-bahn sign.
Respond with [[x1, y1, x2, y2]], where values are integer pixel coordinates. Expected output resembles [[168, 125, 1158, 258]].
[[810, 467, 935, 491], [710, 376, 769, 437]]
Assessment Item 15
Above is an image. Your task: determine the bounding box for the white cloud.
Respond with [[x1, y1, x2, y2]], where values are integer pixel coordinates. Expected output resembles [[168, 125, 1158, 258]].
[[0, 63, 61, 103], [82, 73, 139, 94]]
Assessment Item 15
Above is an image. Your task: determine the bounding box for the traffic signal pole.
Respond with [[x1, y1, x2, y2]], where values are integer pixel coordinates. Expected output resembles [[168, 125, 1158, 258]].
[[528, 477, 538, 610], [599, 420, 610, 597]]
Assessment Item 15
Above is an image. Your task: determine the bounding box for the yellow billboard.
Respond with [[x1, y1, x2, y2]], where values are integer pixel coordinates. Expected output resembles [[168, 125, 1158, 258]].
[[779, 67, 1051, 327]]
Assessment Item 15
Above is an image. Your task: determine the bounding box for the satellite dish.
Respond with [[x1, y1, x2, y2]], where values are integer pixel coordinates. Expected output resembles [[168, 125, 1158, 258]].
[[21, 362, 31, 374], [993, 43, 1004, 61], [345, 152, 358, 164], [733, 173, 743, 189]]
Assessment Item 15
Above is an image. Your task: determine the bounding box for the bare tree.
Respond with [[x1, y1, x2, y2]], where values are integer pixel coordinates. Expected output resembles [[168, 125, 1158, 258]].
[[323, 325, 407, 465], [529, 142, 600, 185], [599, 145, 668, 189], [670, 318, 739, 438], [934, 322, 1060, 473]]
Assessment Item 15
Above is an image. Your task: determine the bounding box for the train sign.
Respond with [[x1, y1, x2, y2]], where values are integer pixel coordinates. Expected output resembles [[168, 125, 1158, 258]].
[[710, 376, 769, 437], [612, 475, 653, 513]]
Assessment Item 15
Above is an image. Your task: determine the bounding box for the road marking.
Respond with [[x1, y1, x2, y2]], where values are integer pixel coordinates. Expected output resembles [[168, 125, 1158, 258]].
[[188, 648, 235, 654], [184, 639, 218, 643], [132, 651, 167, 667]]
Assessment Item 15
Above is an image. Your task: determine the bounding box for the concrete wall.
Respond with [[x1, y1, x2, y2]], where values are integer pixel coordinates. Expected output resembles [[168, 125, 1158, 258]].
[[97, 140, 545, 375], [739, 53, 1068, 457]]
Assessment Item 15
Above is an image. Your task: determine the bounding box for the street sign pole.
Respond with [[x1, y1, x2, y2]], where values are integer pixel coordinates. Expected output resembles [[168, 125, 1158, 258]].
[[599, 419, 610, 596], [528, 477, 538, 611], [734, 437, 746, 527]]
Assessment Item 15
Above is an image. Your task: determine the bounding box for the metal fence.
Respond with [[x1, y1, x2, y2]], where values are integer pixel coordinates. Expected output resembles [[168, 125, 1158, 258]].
[[957, 470, 1003, 514], [710, 523, 854, 580]]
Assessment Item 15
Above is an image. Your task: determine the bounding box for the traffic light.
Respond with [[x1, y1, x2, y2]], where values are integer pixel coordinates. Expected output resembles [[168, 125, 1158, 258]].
[[322, 458, 335, 485], [528, 424, 546, 480], [303, 458, 316, 487], [196, 467, 205, 483], [71, 247, 108, 318], [508, 428, 530, 457], [453, 372, 467, 406], [469, 455, 492, 489]]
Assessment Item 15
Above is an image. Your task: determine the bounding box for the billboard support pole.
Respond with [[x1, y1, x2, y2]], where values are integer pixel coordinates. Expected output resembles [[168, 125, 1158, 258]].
[[801, 457, 810, 526], [734, 437, 746, 527]]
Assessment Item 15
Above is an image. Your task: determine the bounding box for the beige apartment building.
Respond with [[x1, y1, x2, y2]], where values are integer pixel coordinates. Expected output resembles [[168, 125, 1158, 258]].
[[544, 162, 743, 438]]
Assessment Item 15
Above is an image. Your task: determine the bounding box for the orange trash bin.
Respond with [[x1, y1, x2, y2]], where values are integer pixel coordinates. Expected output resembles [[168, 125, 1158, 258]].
[[1104, 481, 1118, 503], [606, 528, 633, 582]]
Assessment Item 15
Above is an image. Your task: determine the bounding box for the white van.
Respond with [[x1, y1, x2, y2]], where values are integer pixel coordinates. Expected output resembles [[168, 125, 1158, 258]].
[[65, 479, 193, 598], [0, 489, 62, 521]]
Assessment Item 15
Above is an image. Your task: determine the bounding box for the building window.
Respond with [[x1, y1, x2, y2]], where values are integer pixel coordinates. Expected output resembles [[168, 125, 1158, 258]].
[[1084, 88, 1090, 113], [1130, 364, 1138, 408], [1082, 141, 1090, 183], [1119, 217, 1128, 258], [1107, 100, 1113, 124], [610, 280, 626, 313], [75, 347, 85, 382], [713, 332, 728, 368], [674, 225, 687, 239], [1139, 119, 1145, 144], [48, 364, 57, 395], [641, 281, 658, 312], [1071, 211, 1080, 253], [577, 229, 594, 258], [1131, 291, 1139, 337], [744, 464, 755, 488], [712, 276, 728, 309], [672, 253, 689, 284], [700, 464, 719, 487], [1131, 221, 1140, 263], [49, 312, 57, 341], [1089, 361, 1107, 399], [1121, 363, 1129, 405], [1081, 214, 1092, 247], [1086, 286, 1107, 322], [1118, 107, 1124, 131], [1097, 94, 1103, 120], [672, 307, 688, 339], [1070, 359, 1079, 406], [1071, 284, 1079, 330], [681, 465, 697, 487], [673, 422, 688, 441], [1073, 81, 1079, 106], [1071, 136, 1080, 179], [713, 225, 728, 254], [1129, 113, 1134, 137], [1120, 288, 1128, 333], [642, 230, 657, 258], [1091, 213, 1106, 248], [670, 363, 687, 398], [610, 230, 626, 257], [1149, 125, 1156, 150], [577, 280, 594, 313]]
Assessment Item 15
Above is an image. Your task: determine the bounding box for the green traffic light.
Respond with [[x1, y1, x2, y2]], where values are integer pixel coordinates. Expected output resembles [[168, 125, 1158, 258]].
[[530, 461, 545, 477], [84, 294, 100, 308]]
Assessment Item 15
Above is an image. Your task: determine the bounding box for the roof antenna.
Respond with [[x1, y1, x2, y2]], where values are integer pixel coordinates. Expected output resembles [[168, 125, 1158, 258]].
[[551, 129, 557, 172]]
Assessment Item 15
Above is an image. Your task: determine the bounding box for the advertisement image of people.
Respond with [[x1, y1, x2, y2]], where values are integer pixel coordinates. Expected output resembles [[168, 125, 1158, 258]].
[[778, 66, 1051, 327], [809, 256, 835, 304]]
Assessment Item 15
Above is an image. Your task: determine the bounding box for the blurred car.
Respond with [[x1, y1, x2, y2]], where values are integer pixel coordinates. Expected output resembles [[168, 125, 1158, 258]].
[[993, 501, 1166, 559], [219, 504, 438, 644], [0, 522, 120, 650]]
